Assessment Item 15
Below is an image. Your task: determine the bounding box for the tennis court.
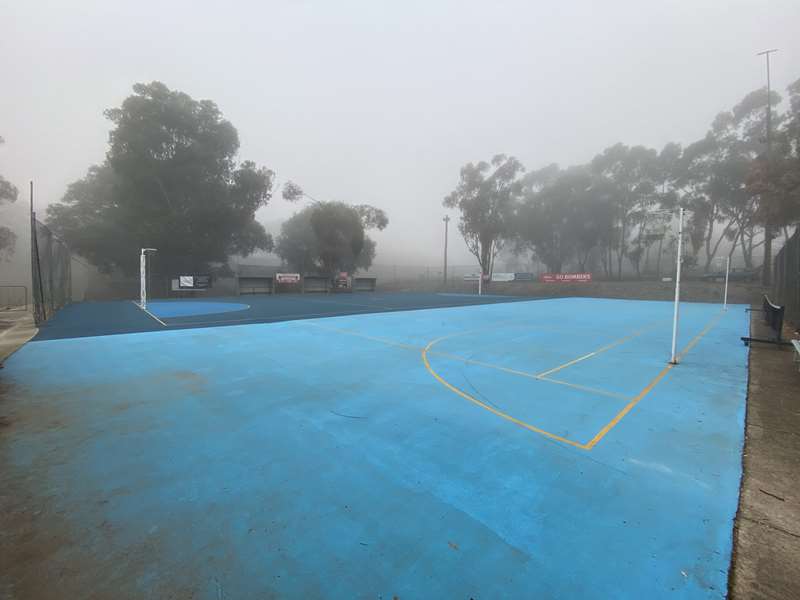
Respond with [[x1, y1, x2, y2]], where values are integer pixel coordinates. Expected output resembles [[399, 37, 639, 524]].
[[1, 293, 748, 598]]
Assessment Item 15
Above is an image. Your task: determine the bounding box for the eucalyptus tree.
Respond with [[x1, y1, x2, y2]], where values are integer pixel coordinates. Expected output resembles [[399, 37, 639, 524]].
[[0, 136, 18, 259], [444, 154, 525, 277], [590, 144, 660, 279], [47, 82, 274, 275]]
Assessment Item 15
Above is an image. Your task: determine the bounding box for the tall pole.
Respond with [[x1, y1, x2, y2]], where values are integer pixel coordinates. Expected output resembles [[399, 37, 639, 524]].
[[140, 250, 147, 308], [670, 207, 684, 365], [758, 48, 778, 287], [139, 248, 157, 308], [443, 215, 450, 287]]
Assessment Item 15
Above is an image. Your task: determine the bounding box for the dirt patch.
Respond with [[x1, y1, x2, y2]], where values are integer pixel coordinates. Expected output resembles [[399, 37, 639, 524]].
[[166, 370, 208, 394]]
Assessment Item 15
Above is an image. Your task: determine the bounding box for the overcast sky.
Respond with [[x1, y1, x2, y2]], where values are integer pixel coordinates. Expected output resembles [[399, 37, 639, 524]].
[[2, 0, 799, 267]]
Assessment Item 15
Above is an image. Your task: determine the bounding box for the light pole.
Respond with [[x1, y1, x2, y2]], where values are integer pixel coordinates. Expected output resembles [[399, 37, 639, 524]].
[[442, 215, 450, 287], [758, 48, 778, 287]]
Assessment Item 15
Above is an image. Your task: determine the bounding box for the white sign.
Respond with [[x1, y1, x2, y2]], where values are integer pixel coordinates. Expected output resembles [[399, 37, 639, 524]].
[[491, 272, 515, 282], [276, 273, 301, 284]]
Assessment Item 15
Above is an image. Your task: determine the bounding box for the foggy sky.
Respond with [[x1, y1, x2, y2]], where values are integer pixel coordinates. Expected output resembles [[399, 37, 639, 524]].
[[2, 0, 799, 267]]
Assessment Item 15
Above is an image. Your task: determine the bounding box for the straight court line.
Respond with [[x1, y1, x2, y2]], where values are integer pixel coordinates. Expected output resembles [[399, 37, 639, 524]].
[[429, 349, 630, 400], [131, 301, 168, 327], [299, 297, 401, 312], [583, 310, 725, 449], [535, 321, 662, 378], [305, 321, 419, 352], [152, 300, 533, 329], [309, 320, 633, 401], [422, 309, 725, 450], [159, 308, 381, 328]]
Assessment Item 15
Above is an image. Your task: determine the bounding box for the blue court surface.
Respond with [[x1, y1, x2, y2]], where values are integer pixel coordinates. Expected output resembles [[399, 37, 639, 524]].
[[1, 294, 749, 598]]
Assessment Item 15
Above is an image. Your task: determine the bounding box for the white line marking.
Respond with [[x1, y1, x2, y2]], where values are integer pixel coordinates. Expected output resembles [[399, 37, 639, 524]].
[[299, 297, 400, 311], [131, 301, 168, 327]]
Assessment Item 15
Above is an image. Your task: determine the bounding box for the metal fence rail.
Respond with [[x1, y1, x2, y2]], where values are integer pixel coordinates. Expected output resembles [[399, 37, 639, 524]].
[[773, 228, 799, 323]]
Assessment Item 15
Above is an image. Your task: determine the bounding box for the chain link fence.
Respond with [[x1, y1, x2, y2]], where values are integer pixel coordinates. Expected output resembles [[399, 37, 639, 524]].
[[773, 228, 799, 324], [31, 218, 72, 325]]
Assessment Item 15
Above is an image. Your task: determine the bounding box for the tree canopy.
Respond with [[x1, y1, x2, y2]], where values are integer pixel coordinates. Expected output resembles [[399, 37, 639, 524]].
[[47, 82, 274, 275], [275, 201, 387, 276], [515, 166, 615, 273], [443, 154, 524, 276], [447, 75, 800, 281], [0, 136, 18, 260]]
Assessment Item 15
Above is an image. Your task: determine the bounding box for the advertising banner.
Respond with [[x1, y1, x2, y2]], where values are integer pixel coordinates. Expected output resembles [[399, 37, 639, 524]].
[[539, 273, 592, 283], [276, 273, 301, 284]]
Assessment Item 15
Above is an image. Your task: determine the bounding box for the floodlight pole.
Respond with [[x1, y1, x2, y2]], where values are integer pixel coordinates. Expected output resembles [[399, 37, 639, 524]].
[[723, 255, 730, 311], [139, 248, 157, 308], [670, 208, 684, 365], [757, 48, 778, 287]]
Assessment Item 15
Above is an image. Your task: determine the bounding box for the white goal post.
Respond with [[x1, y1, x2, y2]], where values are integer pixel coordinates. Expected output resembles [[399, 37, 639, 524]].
[[139, 248, 157, 308]]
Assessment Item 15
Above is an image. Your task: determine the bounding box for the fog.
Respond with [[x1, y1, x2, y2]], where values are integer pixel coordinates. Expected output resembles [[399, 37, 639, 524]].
[[2, 0, 799, 269]]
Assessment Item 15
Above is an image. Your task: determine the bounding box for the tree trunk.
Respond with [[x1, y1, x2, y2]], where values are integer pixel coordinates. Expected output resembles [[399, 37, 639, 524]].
[[741, 231, 753, 269], [656, 236, 665, 280], [703, 219, 734, 273], [617, 220, 626, 281], [702, 206, 716, 273]]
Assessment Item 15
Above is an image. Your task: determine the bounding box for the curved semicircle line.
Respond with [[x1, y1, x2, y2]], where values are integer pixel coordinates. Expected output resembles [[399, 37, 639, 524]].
[[421, 334, 587, 450]]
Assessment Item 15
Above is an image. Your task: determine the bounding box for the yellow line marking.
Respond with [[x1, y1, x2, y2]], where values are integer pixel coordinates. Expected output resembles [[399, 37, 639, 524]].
[[583, 311, 725, 449], [421, 337, 587, 449], [304, 321, 419, 351], [309, 311, 724, 449], [422, 310, 725, 450], [430, 349, 630, 400], [309, 320, 630, 401], [538, 376, 631, 401]]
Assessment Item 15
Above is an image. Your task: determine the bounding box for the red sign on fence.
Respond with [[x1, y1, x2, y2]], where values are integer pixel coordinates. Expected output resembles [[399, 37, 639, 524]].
[[539, 272, 593, 283]]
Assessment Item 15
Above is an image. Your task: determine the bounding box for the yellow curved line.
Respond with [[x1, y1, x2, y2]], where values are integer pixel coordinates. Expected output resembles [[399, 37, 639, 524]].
[[421, 336, 588, 449], [421, 310, 725, 450]]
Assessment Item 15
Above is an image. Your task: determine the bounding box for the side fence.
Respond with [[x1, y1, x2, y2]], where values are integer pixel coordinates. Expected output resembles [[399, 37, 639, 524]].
[[773, 228, 799, 324], [31, 219, 72, 325]]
